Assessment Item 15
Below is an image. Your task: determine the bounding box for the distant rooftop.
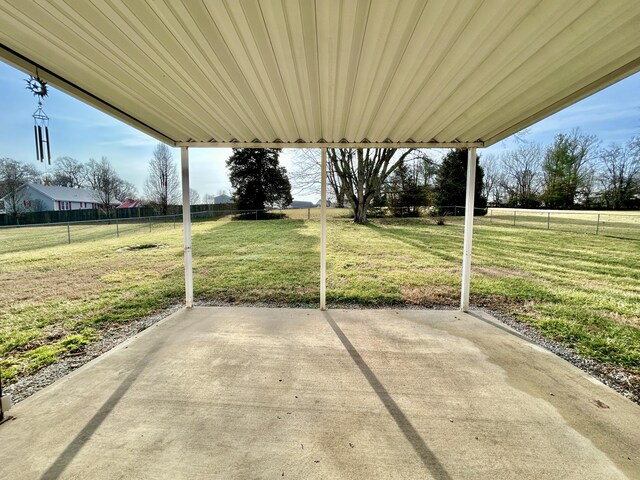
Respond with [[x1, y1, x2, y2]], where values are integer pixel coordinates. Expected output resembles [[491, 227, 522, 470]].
[[26, 182, 111, 204]]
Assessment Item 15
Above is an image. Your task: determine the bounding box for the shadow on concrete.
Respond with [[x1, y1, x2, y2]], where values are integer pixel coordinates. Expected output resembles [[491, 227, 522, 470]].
[[323, 312, 452, 480], [40, 334, 170, 480]]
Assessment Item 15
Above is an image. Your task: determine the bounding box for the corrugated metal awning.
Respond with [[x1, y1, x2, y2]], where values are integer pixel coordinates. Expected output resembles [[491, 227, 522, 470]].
[[1, 0, 639, 148]]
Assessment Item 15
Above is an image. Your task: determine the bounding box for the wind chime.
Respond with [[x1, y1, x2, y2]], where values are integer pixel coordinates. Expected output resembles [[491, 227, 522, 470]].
[[26, 74, 52, 164]]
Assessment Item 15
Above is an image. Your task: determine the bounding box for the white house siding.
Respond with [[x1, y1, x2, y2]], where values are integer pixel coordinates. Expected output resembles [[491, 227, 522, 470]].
[[53, 200, 98, 211], [22, 188, 55, 211], [1, 184, 105, 213]]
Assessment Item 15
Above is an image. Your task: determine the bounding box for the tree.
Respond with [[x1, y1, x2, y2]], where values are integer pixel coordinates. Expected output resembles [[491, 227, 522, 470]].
[[542, 129, 598, 208], [329, 148, 417, 223], [227, 148, 292, 212], [598, 139, 640, 209], [203, 193, 216, 204], [143, 144, 180, 215], [499, 144, 542, 207], [189, 188, 201, 205], [50, 156, 85, 188], [480, 154, 502, 205], [0, 158, 41, 217], [434, 149, 486, 215], [85, 157, 129, 209], [114, 180, 137, 203], [385, 159, 429, 216], [291, 149, 348, 207], [291, 148, 427, 221]]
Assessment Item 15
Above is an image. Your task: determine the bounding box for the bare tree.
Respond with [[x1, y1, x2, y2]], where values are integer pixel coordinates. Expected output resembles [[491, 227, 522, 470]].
[[499, 144, 543, 207], [598, 139, 640, 209], [143, 144, 180, 215], [329, 148, 417, 223], [290, 149, 347, 207], [0, 158, 41, 217], [189, 188, 201, 205], [85, 157, 127, 209], [480, 154, 502, 205], [114, 180, 137, 203], [50, 156, 85, 188], [291, 148, 420, 222], [203, 193, 216, 204]]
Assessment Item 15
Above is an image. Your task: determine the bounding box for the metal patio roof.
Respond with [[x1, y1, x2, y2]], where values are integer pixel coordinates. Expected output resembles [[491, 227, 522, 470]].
[[1, 0, 639, 148]]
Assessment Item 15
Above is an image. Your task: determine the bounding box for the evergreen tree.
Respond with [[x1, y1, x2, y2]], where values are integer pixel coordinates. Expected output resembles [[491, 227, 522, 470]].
[[227, 148, 292, 213], [542, 130, 597, 208], [435, 149, 487, 215], [386, 160, 428, 216]]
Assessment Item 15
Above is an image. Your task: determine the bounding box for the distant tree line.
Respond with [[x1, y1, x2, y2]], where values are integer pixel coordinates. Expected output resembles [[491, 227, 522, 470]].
[[483, 130, 640, 210], [290, 130, 640, 224], [0, 143, 228, 219]]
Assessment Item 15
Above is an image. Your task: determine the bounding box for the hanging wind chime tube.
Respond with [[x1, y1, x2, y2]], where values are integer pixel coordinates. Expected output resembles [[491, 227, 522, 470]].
[[33, 101, 51, 164], [26, 74, 52, 165]]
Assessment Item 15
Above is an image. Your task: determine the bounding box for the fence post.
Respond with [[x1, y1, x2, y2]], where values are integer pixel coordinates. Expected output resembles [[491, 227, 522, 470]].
[[148, 217, 151, 232], [116, 217, 119, 238], [255, 210, 258, 221], [454, 206, 458, 216], [308, 207, 310, 220], [174, 215, 176, 229], [595, 214, 600, 235], [513, 210, 516, 226], [67, 223, 71, 244], [547, 212, 550, 230]]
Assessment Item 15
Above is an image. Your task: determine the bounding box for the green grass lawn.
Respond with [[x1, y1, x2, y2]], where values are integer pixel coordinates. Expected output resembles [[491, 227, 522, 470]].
[[1, 213, 638, 385]]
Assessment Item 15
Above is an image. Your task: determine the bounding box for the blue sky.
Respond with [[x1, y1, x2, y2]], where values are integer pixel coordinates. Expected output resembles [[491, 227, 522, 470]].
[[1, 61, 638, 201]]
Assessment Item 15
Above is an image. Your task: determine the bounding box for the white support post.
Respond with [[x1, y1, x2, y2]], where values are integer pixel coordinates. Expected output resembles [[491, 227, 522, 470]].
[[320, 148, 327, 311], [460, 147, 477, 312], [181, 146, 193, 308]]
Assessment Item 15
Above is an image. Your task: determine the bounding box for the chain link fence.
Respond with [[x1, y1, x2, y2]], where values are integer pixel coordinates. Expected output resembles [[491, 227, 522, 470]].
[[484, 208, 640, 240], [1, 206, 638, 253]]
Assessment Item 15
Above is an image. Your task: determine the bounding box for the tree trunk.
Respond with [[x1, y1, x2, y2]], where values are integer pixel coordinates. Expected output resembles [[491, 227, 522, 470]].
[[335, 185, 347, 208], [354, 197, 367, 223]]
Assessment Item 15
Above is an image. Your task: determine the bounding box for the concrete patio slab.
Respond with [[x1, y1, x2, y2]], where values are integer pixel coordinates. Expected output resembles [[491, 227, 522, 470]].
[[0, 307, 638, 479]]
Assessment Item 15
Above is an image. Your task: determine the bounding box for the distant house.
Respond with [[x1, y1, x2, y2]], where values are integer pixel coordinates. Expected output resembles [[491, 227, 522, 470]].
[[314, 199, 333, 208], [0, 182, 117, 213], [289, 200, 315, 209], [117, 199, 141, 209], [214, 194, 233, 205]]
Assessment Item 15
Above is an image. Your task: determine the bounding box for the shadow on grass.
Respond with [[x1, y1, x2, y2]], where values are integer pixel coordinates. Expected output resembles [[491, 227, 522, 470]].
[[230, 212, 288, 221], [366, 221, 462, 263]]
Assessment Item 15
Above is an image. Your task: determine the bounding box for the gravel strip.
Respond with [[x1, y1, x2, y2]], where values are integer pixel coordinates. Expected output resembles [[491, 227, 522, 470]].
[[5, 305, 181, 403], [5, 302, 638, 406], [482, 307, 639, 405]]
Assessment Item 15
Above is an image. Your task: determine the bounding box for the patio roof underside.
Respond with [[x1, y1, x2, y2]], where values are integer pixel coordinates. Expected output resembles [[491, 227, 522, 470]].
[[1, 0, 639, 149]]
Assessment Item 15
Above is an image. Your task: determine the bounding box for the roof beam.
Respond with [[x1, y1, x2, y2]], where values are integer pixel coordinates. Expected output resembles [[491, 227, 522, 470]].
[[175, 141, 484, 149]]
